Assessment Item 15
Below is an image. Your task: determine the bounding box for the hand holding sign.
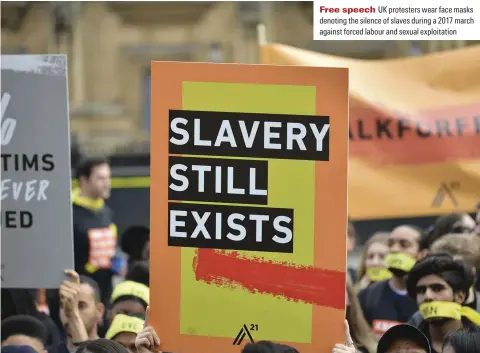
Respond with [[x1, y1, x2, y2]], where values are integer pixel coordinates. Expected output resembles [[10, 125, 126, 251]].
[[135, 307, 161, 353], [331, 320, 356, 353], [59, 269, 80, 317]]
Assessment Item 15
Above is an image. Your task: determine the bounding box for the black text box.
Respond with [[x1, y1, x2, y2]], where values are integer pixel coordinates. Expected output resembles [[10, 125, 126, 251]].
[[168, 202, 294, 253], [168, 110, 330, 161], [168, 156, 268, 205]]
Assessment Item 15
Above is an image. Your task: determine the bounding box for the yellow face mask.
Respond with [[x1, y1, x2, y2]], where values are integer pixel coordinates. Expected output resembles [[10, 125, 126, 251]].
[[420, 301, 462, 321], [384, 253, 417, 273], [366, 267, 392, 282]]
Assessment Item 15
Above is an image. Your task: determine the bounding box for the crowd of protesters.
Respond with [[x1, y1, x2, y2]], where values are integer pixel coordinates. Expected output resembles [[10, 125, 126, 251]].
[[1, 157, 480, 353]]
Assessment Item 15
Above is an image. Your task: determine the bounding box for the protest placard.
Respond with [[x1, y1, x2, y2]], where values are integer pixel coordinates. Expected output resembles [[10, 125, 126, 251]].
[[1, 55, 74, 288], [150, 62, 349, 353]]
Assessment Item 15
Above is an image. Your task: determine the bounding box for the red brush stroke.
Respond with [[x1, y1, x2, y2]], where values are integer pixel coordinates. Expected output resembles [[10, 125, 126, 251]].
[[193, 248, 345, 310]]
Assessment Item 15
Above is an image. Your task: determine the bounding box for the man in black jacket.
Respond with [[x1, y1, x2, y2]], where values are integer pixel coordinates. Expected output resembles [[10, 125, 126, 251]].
[[72, 157, 116, 306]]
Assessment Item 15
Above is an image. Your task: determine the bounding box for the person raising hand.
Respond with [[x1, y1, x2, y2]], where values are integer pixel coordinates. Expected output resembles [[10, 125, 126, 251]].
[[332, 320, 356, 353], [48, 270, 103, 353], [135, 307, 161, 353], [59, 270, 89, 347]]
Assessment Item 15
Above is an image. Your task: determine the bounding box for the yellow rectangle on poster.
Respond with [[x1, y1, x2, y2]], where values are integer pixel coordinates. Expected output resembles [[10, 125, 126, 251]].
[[179, 82, 317, 343]]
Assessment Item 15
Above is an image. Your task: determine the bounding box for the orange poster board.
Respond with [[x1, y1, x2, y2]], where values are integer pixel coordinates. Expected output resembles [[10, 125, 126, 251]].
[[150, 62, 349, 353]]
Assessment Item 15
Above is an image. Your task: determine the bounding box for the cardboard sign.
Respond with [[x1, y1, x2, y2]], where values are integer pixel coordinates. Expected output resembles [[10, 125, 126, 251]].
[[1, 55, 74, 288], [150, 62, 349, 353]]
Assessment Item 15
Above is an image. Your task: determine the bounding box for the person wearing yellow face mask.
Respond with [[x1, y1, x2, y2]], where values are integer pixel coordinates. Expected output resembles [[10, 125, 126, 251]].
[[406, 253, 480, 353], [408, 234, 480, 328], [106, 314, 145, 353], [358, 225, 421, 336], [108, 281, 149, 324], [356, 233, 391, 291]]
